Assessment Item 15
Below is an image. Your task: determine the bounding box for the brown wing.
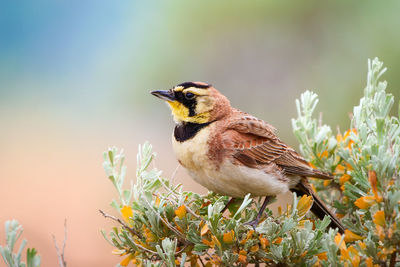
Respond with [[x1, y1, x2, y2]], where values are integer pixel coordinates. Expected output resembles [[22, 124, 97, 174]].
[[224, 115, 332, 179]]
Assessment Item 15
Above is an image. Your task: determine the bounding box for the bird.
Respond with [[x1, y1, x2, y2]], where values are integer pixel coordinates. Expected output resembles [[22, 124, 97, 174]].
[[151, 81, 345, 233]]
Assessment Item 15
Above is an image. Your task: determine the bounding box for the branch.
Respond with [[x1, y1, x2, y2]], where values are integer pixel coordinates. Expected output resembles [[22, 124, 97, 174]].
[[389, 250, 397, 267], [52, 219, 67, 267], [142, 197, 190, 245], [99, 209, 142, 239]]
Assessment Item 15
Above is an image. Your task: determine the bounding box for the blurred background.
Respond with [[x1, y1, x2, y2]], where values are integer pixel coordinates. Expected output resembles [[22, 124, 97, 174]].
[[1, 1, 399, 266]]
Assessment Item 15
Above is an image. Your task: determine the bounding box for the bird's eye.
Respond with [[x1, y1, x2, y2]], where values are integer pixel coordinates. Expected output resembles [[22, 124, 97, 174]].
[[185, 92, 195, 99]]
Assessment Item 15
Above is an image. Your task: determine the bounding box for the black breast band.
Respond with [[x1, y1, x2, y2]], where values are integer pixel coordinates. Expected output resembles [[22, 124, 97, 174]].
[[174, 122, 212, 142]]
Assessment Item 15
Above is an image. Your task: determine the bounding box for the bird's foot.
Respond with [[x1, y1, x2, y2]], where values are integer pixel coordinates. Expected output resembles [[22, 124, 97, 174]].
[[244, 218, 260, 230]]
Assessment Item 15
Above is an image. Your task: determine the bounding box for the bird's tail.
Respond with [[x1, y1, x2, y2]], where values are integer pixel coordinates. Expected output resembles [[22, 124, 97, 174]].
[[292, 179, 345, 234]]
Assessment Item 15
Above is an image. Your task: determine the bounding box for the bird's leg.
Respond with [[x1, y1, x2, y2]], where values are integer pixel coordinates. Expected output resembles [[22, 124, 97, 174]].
[[221, 197, 236, 214], [245, 196, 273, 229]]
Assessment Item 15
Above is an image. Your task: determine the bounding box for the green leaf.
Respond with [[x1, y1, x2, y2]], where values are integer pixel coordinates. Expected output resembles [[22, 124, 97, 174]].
[[193, 243, 209, 252]]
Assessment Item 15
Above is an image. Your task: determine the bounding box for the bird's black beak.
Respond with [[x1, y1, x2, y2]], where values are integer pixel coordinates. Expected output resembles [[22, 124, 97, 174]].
[[150, 90, 176, 101]]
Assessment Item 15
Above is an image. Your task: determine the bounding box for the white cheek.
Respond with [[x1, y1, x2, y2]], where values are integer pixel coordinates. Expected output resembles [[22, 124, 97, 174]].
[[195, 97, 213, 114]]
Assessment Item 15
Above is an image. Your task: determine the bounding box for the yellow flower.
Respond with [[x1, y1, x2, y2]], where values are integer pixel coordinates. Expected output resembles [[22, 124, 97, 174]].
[[120, 253, 134, 266], [334, 233, 346, 250], [339, 174, 351, 185], [368, 171, 383, 202], [121, 205, 133, 223], [155, 196, 160, 207], [316, 252, 327, 260], [335, 163, 346, 174], [358, 242, 366, 250], [373, 210, 386, 227], [240, 230, 254, 245], [297, 195, 313, 217], [344, 229, 364, 242], [354, 196, 375, 209], [259, 235, 269, 249], [365, 257, 373, 267], [143, 227, 156, 243], [336, 133, 343, 143], [323, 180, 332, 186], [348, 246, 360, 267], [200, 224, 209, 236], [211, 235, 222, 250], [237, 250, 247, 264], [174, 205, 186, 219], [343, 128, 357, 149], [201, 238, 214, 248], [222, 230, 235, 244], [250, 245, 259, 253], [340, 247, 350, 261], [318, 150, 329, 158]]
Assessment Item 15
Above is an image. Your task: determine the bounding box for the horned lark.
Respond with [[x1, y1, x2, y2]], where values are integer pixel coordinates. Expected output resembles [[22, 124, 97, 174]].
[[151, 82, 345, 233]]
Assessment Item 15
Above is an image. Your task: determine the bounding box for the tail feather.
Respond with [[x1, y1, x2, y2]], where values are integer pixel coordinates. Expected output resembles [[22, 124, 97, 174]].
[[310, 169, 334, 180], [292, 179, 345, 234]]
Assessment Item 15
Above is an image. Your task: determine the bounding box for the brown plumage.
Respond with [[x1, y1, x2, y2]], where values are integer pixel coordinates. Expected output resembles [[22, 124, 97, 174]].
[[151, 82, 345, 233]]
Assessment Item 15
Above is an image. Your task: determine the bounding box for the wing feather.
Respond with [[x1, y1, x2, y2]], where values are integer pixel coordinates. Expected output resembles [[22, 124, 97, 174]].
[[224, 115, 332, 180]]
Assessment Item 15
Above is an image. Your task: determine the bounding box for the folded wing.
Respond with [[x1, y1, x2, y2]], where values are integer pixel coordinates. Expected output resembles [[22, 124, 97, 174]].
[[224, 114, 332, 180]]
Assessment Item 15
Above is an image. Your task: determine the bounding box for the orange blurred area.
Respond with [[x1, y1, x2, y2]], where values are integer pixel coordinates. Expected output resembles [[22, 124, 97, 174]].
[[0, 111, 289, 266]]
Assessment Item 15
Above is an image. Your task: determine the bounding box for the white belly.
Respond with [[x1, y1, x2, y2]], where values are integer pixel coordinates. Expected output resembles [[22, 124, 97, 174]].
[[189, 160, 294, 197], [172, 127, 297, 197]]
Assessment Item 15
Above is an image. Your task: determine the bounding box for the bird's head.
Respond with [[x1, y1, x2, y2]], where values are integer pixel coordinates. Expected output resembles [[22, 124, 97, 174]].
[[151, 82, 231, 124]]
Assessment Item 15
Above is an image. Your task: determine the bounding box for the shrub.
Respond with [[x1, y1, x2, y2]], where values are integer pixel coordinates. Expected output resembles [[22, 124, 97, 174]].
[[99, 57, 399, 266]]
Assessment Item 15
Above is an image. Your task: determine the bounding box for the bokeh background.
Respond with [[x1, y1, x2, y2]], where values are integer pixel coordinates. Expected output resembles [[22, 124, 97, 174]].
[[1, 1, 400, 266]]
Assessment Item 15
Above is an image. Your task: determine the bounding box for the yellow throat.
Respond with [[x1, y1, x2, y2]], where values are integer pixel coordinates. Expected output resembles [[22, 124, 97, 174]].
[[167, 101, 210, 124]]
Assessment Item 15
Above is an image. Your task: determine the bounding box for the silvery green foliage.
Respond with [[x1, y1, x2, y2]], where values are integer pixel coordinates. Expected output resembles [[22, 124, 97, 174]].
[[102, 143, 338, 266], [292, 58, 400, 265], [345, 58, 399, 191], [102, 58, 400, 266], [292, 91, 338, 173], [0, 220, 41, 267]]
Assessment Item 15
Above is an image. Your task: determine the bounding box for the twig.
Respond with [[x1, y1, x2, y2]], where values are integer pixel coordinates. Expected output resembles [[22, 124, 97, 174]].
[[157, 176, 205, 222], [157, 192, 204, 222], [158, 177, 180, 198], [99, 210, 159, 255], [175, 244, 188, 255], [184, 205, 204, 222], [198, 256, 206, 267], [389, 250, 397, 267], [142, 197, 190, 244], [131, 242, 159, 256], [171, 165, 180, 185], [52, 219, 67, 267], [99, 209, 142, 239]]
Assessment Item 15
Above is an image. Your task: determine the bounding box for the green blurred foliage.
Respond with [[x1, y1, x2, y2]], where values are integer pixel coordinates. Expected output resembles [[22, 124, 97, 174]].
[[1, 1, 399, 146]]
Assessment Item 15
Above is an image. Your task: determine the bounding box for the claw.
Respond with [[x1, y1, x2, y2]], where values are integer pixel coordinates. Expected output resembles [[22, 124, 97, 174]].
[[243, 196, 273, 229], [244, 218, 260, 229]]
